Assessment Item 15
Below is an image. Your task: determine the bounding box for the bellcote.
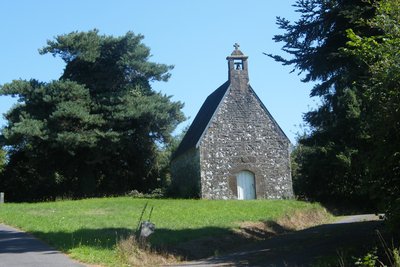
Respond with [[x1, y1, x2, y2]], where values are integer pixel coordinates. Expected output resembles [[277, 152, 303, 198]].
[[226, 43, 249, 83]]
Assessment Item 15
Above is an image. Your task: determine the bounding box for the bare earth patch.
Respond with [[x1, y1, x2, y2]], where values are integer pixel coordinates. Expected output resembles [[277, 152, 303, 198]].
[[236, 207, 332, 239], [276, 207, 332, 230]]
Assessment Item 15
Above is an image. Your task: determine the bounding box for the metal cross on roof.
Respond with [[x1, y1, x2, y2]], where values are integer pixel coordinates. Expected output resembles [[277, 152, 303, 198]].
[[233, 43, 240, 50]]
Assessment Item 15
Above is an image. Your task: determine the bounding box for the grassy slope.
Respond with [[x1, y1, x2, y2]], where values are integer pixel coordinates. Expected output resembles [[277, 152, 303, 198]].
[[0, 197, 327, 266]]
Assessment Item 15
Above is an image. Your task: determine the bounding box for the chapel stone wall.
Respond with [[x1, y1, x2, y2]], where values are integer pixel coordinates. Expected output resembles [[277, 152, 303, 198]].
[[199, 83, 293, 200]]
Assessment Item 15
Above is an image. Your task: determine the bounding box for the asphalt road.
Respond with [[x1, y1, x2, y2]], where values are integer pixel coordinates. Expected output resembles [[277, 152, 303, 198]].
[[0, 223, 85, 267]]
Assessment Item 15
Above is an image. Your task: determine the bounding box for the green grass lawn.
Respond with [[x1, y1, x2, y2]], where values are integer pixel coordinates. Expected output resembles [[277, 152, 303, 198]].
[[0, 197, 328, 266]]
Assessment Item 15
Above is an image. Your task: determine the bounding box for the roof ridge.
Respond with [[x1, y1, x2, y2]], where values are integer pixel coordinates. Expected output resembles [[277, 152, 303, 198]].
[[172, 81, 230, 159]]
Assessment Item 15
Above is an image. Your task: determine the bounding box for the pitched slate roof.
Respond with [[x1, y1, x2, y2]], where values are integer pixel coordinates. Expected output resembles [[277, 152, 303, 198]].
[[172, 81, 230, 159]]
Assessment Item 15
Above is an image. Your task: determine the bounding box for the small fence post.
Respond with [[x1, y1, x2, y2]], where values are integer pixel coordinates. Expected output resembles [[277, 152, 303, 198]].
[[0, 192, 4, 204]]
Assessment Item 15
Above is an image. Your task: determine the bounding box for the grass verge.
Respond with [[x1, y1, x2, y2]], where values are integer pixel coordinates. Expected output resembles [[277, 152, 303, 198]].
[[0, 197, 331, 266]]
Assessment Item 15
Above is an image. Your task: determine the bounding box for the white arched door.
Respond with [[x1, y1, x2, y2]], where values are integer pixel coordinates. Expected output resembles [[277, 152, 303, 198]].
[[236, 171, 256, 200]]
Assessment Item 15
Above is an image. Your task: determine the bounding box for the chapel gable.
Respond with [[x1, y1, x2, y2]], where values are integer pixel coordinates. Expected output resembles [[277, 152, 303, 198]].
[[171, 44, 293, 200]]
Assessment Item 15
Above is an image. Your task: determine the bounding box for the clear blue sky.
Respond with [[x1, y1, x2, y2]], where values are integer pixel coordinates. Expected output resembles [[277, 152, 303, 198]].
[[0, 0, 316, 144]]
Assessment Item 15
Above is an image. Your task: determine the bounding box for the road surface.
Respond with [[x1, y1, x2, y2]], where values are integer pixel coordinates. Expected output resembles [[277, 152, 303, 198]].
[[0, 223, 85, 267]]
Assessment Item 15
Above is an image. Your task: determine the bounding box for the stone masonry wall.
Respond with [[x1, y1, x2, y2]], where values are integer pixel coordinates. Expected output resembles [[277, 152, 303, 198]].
[[199, 83, 293, 199]]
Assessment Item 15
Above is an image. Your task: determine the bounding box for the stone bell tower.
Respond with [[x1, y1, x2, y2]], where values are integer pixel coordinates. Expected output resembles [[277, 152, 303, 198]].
[[226, 43, 249, 90]]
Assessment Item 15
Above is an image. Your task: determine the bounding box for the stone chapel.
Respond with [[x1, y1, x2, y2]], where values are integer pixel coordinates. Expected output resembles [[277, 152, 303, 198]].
[[170, 44, 293, 200]]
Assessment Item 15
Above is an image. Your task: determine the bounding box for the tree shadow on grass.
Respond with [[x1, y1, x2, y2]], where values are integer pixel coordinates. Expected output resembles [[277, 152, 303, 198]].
[[29, 227, 133, 253], [153, 221, 293, 260], [27, 226, 244, 259], [18, 221, 291, 260]]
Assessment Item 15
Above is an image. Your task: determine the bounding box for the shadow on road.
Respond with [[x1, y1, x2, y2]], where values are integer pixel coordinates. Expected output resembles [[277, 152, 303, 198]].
[[0, 224, 85, 267], [0, 228, 59, 254]]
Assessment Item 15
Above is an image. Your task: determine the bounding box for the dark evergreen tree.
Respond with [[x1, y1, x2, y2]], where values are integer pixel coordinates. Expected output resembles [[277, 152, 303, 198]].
[[0, 30, 184, 201], [270, 0, 379, 206]]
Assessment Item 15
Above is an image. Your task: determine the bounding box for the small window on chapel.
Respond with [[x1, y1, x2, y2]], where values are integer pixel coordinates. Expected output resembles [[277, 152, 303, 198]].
[[234, 59, 243, 70]]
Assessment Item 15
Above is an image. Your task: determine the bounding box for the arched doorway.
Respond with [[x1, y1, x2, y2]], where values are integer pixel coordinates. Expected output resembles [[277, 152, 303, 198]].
[[236, 170, 256, 200]]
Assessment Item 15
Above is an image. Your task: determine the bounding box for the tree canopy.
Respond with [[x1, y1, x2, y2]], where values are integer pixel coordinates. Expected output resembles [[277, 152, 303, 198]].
[[270, 0, 379, 205], [272, 0, 400, 228], [344, 0, 400, 228], [0, 30, 185, 201]]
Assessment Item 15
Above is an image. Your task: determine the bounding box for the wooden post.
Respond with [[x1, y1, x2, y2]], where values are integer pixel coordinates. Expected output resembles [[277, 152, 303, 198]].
[[0, 192, 4, 204]]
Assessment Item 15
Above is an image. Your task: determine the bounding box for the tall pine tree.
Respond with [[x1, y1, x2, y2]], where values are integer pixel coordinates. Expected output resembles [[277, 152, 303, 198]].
[[0, 30, 185, 201], [270, 0, 379, 206]]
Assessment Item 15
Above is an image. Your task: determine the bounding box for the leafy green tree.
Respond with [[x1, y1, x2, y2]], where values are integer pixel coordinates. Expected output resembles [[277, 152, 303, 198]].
[[152, 129, 187, 193], [0, 30, 184, 201], [274, 0, 400, 226], [270, 0, 379, 206], [343, 0, 400, 228]]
